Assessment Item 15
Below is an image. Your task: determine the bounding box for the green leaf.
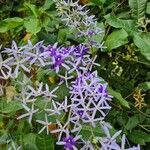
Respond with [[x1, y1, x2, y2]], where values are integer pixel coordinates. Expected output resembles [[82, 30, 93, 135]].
[[24, 17, 41, 34], [91, 22, 105, 43], [0, 17, 23, 33], [0, 22, 8, 33], [24, 3, 38, 18], [129, 0, 147, 19], [138, 82, 150, 91], [105, 29, 128, 51], [108, 87, 130, 108], [128, 130, 150, 145], [0, 99, 22, 114], [125, 116, 139, 130], [133, 32, 150, 60], [36, 134, 54, 150], [38, 32, 57, 44], [37, 68, 57, 82], [55, 84, 70, 100], [80, 124, 104, 140], [104, 14, 137, 32], [146, 2, 150, 14], [57, 28, 70, 43], [43, 0, 54, 10], [24, 133, 38, 150]]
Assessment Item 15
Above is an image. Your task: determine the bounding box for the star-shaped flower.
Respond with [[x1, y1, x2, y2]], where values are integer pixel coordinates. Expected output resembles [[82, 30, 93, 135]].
[[56, 129, 81, 150], [36, 113, 51, 135], [58, 71, 74, 87], [50, 120, 69, 141], [17, 103, 39, 124]]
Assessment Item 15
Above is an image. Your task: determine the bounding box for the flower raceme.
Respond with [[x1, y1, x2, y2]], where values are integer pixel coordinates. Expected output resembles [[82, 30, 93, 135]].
[[0, 41, 99, 78], [69, 71, 112, 127], [54, 0, 105, 49]]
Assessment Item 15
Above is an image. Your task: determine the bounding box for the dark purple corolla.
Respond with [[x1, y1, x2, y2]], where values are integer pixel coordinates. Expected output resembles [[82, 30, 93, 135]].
[[63, 135, 76, 150]]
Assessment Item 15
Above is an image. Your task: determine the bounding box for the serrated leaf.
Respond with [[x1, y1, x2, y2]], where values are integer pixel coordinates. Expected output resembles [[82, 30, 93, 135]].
[[133, 32, 150, 60], [108, 87, 130, 108], [36, 134, 54, 150], [129, 0, 147, 19], [38, 32, 57, 44], [24, 17, 41, 35], [125, 116, 139, 130], [105, 29, 128, 51], [138, 82, 150, 91], [0, 17, 23, 33], [104, 14, 136, 32]]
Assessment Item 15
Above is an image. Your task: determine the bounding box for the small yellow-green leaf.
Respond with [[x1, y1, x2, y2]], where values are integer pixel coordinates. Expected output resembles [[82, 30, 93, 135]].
[[5, 86, 17, 103]]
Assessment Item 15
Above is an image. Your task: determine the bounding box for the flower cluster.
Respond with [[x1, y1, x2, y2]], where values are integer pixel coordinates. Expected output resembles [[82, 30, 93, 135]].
[[0, 41, 99, 80], [70, 71, 112, 127], [54, 0, 105, 49], [0, 40, 140, 149], [0, 40, 140, 150]]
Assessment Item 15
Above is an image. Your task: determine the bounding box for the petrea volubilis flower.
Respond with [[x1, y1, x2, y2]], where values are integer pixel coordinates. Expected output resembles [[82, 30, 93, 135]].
[[98, 122, 140, 150], [70, 71, 112, 127], [36, 113, 52, 135], [57, 129, 81, 150], [17, 103, 39, 124], [54, 0, 105, 49]]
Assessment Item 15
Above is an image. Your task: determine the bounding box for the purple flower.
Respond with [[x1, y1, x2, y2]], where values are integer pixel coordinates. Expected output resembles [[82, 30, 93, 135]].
[[69, 71, 112, 127], [76, 110, 84, 118], [55, 55, 64, 66], [56, 129, 81, 150], [87, 30, 95, 36], [73, 44, 88, 58], [98, 85, 108, 97], [47, 45, 57, 57], [58, 71, 74, 88], [99, 123, 122, 150], [63, 135, 76, 150], [45, 43, 71, 73]]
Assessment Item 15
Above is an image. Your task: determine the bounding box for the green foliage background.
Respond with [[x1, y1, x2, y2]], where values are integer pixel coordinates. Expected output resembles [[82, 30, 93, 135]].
[[0, 0, 150, 149]]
